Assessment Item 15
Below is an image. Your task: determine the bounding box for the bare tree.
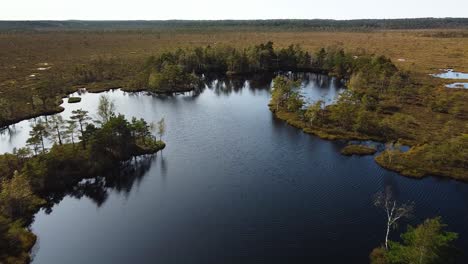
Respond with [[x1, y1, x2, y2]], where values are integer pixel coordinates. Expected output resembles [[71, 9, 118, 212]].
[[97, 95, 115, 124], [374, 186, 414, 249]]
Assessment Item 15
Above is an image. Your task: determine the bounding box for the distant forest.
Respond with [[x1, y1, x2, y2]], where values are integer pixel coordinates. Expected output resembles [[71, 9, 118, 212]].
[[0, 18, 467, 31]]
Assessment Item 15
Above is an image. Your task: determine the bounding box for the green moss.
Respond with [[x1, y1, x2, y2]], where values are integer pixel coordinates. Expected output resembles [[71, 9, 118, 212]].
[[341, 145, 377, 156], [67, 97, 81, 103]]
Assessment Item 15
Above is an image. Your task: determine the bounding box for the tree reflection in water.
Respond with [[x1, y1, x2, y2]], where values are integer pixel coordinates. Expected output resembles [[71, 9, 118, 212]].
[[41, 154, 157, 214]]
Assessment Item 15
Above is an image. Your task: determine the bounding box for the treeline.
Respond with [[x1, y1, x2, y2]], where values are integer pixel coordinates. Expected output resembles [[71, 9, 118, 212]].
[[1, 18, 468, 32], [0, 96, 165, 263], [127, 42, 374, 92]]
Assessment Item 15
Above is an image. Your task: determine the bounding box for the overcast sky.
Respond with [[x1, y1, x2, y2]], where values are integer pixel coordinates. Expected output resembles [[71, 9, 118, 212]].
[[1, 0, 466, 20]]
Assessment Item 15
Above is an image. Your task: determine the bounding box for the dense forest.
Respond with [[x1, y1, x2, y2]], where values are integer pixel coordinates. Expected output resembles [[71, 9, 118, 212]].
[[1, 18, 468, 32], [0, 96, 165, 263]]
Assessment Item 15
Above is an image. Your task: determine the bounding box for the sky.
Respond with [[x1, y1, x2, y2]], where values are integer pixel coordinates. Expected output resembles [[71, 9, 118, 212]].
[[0, 0, 466, 20]]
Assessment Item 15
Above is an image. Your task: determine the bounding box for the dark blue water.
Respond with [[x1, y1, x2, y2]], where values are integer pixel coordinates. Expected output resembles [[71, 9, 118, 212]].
[[2, 74, 467, 263]]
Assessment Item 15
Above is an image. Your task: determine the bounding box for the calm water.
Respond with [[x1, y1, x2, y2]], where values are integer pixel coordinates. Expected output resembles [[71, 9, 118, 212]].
[[431, 69, 468, 79], [446, 83, 468, 89], [1, 74, 467, 263]]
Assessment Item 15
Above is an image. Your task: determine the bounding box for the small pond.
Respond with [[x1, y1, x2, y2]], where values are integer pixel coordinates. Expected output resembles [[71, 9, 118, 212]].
[[431, 69, 468, 79], [445, 83, 468, 89]]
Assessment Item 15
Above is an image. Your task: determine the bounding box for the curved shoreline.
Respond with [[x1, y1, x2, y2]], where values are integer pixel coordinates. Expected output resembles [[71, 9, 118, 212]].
[[269, 106, 467, 182]]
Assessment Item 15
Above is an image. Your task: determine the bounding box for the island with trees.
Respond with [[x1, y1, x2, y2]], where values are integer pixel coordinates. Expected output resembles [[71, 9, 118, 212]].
[[0, 95, 165, 263]]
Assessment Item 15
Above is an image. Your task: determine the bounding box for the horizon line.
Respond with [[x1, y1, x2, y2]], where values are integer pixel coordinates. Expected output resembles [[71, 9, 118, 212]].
[[1, 17, 468, 22]]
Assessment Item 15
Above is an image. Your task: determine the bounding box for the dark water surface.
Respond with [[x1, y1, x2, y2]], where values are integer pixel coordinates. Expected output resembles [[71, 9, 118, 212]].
[[1, 74, 467, 263]]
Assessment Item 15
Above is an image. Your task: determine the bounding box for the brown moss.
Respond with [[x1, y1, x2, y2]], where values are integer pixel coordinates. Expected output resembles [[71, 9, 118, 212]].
[[341, 145, 377, 156], [375, 148, 468, 181]]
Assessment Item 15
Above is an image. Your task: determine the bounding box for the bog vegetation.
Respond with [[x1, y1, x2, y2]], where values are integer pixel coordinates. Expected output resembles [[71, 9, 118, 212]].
[[0, 96, 165, 263], [266, 44, 467, 180], [1, 40, 466, 179]]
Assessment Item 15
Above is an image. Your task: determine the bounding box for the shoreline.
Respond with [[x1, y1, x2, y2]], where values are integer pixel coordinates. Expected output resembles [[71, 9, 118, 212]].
[[269, 105, 467, 182]]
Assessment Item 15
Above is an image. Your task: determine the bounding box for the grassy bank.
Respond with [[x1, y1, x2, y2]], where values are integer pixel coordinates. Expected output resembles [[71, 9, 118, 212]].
[[375, 135, 468, 180], [341, 145, 377, 156], [271, 105, 467, 181]]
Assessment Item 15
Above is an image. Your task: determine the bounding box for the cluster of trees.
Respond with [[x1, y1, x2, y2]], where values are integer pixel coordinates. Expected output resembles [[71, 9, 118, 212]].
[[371, 188, 458, 264], [0, 95, 166, 263], [25, 95, 166, 160], [270, 76, 304, 113], [146, 64, 200, 93], [370, 218, 458, 264], [143, 42, 313, 75], [127, 42, 315, 93], [269, 49, 419, 142]]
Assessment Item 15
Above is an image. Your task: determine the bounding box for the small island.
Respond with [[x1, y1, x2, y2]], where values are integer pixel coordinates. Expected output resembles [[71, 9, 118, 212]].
[[67, 97, 82, 103], [341, 145, 377, 156]]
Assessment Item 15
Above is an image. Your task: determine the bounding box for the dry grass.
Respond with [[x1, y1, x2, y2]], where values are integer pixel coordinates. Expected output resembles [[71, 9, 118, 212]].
[[1, 30, 467, 82]]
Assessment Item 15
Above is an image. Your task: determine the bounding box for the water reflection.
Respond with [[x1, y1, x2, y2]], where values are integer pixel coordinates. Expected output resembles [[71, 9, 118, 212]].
[[41, 155, 157, 214], [0, 73, 343, 154]]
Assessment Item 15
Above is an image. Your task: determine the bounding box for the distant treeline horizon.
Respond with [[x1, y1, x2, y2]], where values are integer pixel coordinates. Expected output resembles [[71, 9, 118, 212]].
[[0, 18, 467, 31]]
